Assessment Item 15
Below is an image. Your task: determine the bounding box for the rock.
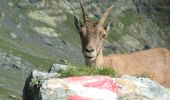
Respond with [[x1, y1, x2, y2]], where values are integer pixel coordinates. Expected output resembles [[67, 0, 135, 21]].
[[10, 33, 18, 39], [12, 56, 22, 62], [42, 38, 53, 46], [11, 64, 21, 70], [28, 11, 57, 27], [48, 64, 69, 73], [59, 59, 69, 65], [17, 23, 22, 29], [28, 11, 66, 27], [118, 93, 150, 100], [23, 70, 59, 100], [16, 0, 46, 9], [0, 51, 33, 99], [121, 35, 141, 52], [23, 66, 170, 100], [0, 84, 4, 87], [29, 0, 42, 3], [118, 75, 170, 100], [103, 42, 118, 54], [8, 2, 14, 7], [33, 26, 59, 37], [62, 40, 70, 45], [16, 0, 32, 9], [0, 11, 5, 18], [0, 52, 31, 72], [133, 0, 170, 47], [29, 0, 47, 9], [9, 95, 17, 99]]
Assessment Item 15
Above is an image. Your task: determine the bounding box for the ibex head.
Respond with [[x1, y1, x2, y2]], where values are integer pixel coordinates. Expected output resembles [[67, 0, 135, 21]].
[[74, 1, 114, 66]]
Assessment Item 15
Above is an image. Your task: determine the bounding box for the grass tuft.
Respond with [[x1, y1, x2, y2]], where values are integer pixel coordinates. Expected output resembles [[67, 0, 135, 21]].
[[57, 66, 116, 78], [137, 73, 151, 78]]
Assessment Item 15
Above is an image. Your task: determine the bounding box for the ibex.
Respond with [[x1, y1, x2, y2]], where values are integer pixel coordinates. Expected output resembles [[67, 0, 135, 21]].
[[74, 1, 170, 87]]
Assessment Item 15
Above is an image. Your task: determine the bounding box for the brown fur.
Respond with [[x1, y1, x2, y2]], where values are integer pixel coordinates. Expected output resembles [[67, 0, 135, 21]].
[[74, 1, 170, 87], [96, 48, 170, 87]]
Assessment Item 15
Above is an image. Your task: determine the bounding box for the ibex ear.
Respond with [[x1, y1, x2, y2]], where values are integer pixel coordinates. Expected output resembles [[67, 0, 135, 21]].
[[74, 16, 82, 31], [105, 20, 114, 33]]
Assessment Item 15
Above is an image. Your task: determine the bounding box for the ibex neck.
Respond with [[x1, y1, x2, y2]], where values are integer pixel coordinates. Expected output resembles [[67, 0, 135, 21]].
[[95, 49, 104, 67]]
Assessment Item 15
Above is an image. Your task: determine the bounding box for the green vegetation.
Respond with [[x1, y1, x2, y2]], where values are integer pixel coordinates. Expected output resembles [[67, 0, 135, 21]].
[[60, 13, 80, 46], [10, 13, 20, 25], [0, 40, 57, 70], [0, 87, 21, 100], [108, 30, 121, 41], [0, 10, 2, 17], [0, 69, 23, 100], [156, 7, 170, 25], [108, 9, 140, 42], [0, 27, 57, 70], [118, 9, 138, 28], [57, 66, 116, 78]]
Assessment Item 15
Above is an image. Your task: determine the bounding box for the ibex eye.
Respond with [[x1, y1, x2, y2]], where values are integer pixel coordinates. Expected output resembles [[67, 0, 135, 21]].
[[101, 33, 107, 39]]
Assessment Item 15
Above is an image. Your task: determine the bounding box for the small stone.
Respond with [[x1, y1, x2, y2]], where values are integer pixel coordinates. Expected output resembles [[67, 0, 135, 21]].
[[9, 95, 17, 99], [43, 38, 53, 46], [13, 57, 21, 62], [10, 33, 18, 39], [0, 84, 4, 87], [16, 1, 30, 9], [62, 40, 70, 45], [8, 2, 14, 7], [33, 26, 59, 37], [9, 50, 13, 53], [11, 64, 21, 70], [1, 12, 5, 17], [59, 59, 68, 64], [51, 32, 59, 37], [17, 23, 21, 29], [48, 64, 69, 73]]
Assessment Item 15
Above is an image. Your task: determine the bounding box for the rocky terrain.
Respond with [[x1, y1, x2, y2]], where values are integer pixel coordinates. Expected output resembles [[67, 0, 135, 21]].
[[0, 52, 32, 99], [23, 66, 170, 100], [0, 0, 169, 99]]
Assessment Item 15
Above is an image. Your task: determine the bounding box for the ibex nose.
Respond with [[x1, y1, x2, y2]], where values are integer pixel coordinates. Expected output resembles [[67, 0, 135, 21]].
[[85, 48, 95, 53]]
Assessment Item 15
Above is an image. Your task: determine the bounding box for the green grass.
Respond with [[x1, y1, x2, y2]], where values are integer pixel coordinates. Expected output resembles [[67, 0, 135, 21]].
[[57, 66, 116, 78], [0, 10, 2, 17], [0, 27, 57, 70], [108, 30, 121, 41], [107, 9, 140, 42], [118, 9, 138, 28], [0, 39, 57, 70], [59, 13, 80, 46], [0, 87, 21, 100]]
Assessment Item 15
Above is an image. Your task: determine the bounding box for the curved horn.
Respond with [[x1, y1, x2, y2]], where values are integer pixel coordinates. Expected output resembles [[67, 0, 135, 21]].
[[98, 5, 114, 25], [80, 1, 89, 23]]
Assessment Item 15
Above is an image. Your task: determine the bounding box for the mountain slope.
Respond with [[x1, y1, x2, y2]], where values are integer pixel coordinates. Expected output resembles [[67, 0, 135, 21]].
[[0, 0, 169, 99]]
